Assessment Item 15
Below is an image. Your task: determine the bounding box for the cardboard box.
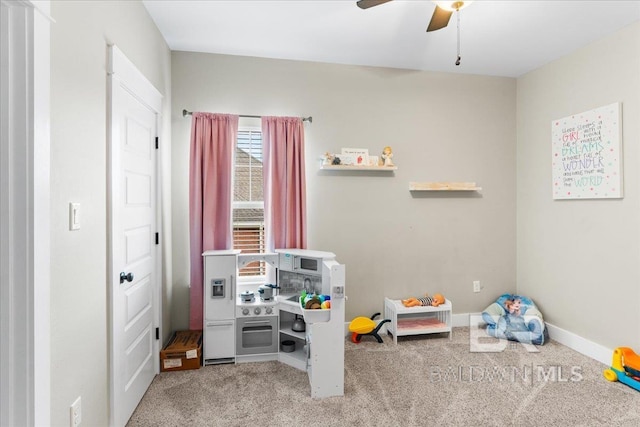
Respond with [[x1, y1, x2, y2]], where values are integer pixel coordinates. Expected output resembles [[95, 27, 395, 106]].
[[160, 330, 202, 372]]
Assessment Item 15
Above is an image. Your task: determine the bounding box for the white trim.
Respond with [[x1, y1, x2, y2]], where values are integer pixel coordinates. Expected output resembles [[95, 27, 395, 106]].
[[545, 322, 612, 366], [0, 1, 50, 426], [452, 312, 471, 328], [452, 313, 612, 365], [32, 1, 51, 424]]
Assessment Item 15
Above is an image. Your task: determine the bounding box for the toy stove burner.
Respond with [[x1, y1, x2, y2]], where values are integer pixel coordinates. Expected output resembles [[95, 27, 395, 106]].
[[236, 292, 278, 317]]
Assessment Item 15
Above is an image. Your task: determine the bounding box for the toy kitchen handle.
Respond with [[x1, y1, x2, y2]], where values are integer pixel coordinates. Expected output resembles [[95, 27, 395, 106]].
[[206, 321, 234, 327], [230, 274, 235, 300], [243, 320, 272, 325]]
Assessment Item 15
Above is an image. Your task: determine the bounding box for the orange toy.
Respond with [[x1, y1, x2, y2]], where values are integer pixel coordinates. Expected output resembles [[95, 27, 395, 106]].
[[401, 293, 445, 308]]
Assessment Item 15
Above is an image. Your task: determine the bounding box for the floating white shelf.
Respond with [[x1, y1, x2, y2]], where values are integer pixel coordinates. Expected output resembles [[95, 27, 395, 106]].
[[320, 165, 397, 171], [409, 182, 481, 191]]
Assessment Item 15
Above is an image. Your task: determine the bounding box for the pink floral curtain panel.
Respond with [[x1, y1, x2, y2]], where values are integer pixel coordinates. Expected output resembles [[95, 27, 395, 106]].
[[189, 113, 238, 329], [262, 116, 307, 251]]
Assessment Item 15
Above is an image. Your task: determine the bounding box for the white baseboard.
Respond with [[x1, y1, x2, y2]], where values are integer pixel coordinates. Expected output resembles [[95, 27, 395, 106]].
[[453, 313, 612, 366], [453, 313, 470, 328], [544, 322, 612, 366]]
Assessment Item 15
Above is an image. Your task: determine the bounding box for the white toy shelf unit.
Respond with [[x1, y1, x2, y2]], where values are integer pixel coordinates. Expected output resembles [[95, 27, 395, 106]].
[[384, 298, 452, 344]]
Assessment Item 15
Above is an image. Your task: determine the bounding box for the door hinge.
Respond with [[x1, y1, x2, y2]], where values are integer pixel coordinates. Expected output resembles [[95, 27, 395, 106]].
[[155, 137, 159, 149], [155, 327, 160, 340], [155, 232, 159, 245]]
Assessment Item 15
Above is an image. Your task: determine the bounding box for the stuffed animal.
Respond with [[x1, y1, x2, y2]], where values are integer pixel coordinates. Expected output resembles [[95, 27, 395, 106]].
[[401, 293, 445, 308]]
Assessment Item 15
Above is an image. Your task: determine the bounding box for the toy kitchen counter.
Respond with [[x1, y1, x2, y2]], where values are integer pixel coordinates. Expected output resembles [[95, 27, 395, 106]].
[[202, 249, 346, 399], [273, 250, 346, 399]]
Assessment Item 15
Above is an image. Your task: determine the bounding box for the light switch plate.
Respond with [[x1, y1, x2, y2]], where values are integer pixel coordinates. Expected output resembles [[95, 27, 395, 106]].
[[69, 202, 80, 230]]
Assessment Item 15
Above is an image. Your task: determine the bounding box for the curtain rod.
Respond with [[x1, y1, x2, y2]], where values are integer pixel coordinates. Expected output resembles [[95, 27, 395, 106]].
[[182, 109, 312, 123]]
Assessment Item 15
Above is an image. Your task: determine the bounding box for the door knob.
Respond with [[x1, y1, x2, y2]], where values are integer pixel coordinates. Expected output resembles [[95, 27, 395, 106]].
[[120, 272, 134, 284]]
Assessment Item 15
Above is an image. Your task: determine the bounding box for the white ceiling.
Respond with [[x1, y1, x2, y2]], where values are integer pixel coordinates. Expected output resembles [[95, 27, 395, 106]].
[[143, 0, 640, 78]]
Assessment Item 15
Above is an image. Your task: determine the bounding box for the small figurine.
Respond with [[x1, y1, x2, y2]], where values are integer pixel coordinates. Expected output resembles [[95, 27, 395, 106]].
[[323, 152, 333, 166], [332, 156, 342, 165], [381, 146, 394, 167]]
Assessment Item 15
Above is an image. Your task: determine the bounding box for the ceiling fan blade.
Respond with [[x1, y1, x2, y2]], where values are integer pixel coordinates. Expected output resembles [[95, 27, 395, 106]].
[[426, 5, 453, 32], [356, 0, 393, 9]]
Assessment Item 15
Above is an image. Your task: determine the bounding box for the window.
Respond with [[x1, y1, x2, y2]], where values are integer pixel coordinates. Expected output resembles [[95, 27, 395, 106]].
[[233, 129, 265, 277]]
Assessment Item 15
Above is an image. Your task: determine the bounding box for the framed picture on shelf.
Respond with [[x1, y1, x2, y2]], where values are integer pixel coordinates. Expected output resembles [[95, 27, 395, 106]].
[[341, 148, 369, 166], [338, 154, 357, 166]]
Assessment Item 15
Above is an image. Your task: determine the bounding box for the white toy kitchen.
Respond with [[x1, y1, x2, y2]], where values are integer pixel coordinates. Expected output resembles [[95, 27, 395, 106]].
[[202, 248, 346, 398]]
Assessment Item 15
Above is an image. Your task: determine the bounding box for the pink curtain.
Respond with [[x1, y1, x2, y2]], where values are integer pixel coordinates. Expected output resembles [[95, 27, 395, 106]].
[[189, 113, 238, 329], [262, 116, 307, 251]]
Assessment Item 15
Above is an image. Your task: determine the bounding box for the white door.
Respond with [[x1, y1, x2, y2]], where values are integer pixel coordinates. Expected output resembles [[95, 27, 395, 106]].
[[108, 46, 161, 427]]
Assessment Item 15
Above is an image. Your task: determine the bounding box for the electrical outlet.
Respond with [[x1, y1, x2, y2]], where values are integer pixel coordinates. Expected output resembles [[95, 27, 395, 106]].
[[473, 280, 481, 293], [70, 396, 81, 427]]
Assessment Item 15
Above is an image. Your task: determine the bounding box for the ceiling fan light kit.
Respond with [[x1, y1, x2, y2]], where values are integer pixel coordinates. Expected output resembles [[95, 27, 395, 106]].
[[356, 0, 473, 66], [433, 1, 472, 13]]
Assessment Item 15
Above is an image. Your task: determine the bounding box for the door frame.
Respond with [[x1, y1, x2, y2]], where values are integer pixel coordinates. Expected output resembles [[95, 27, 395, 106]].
[[0, 1, 51, 425], [107, 44, 163, 426]]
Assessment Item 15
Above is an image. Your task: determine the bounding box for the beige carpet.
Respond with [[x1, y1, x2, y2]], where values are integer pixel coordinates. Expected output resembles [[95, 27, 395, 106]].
[[127, 327, 640, 426]]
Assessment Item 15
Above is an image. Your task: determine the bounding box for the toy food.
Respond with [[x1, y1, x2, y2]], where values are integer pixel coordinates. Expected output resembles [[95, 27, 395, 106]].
[[305, 297, 322, 310]]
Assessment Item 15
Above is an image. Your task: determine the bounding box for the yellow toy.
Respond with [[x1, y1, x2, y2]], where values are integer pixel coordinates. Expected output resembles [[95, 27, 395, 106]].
[[349, 313, 390, 343], [401, 293, 445, 308], [603, 347, 640, 392]]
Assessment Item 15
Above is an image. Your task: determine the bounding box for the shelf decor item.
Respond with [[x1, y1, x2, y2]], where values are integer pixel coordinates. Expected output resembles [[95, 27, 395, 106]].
[[341, 148, 369, 166], [319, 148, 397, 171], [381, 146, 394, 167]]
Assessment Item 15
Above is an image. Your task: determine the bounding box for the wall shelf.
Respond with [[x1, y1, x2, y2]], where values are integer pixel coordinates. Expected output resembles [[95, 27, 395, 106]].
[[409, 182, 481, 191], [321, 165, 397, 171]]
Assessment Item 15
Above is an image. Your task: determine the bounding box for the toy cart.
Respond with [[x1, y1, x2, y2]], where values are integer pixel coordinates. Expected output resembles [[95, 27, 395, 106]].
[[603, 347, 640, 392]]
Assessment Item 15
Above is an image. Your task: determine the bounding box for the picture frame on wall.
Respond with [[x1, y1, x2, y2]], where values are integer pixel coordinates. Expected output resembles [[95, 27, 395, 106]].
[[551, 102, 623, 200]]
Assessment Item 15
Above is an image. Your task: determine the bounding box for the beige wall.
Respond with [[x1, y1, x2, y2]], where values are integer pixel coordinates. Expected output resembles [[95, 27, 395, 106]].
[[517, 22, 640, 349], [50, 1, 171, 425], [171, 52, 517, 328], [45, 3, 639, 425]]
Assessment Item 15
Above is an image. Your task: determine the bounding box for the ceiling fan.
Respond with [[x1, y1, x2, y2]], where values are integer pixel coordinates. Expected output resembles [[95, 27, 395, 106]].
[[356, 0, 473, 65], [356, 0, 471, 32]]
